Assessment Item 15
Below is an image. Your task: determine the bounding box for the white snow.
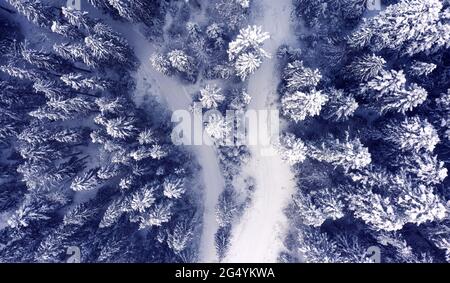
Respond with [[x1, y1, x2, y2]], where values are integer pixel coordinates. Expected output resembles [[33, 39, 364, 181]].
[[223, 0, 298, 263]]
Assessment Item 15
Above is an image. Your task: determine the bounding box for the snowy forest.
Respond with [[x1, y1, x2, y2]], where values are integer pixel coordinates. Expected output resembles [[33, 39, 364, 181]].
[[0, 0, 450, 263]]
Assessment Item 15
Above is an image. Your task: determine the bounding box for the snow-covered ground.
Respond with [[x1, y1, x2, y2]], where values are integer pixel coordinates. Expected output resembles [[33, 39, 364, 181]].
[[223, 0, 298, 263]]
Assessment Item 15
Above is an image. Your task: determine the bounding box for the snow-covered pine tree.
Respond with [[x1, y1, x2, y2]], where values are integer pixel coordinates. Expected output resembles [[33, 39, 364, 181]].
[[33, 79, 67, 100], [137, 129, 156, 145], [53, 42, 97, 68], [60, 73, 108, 91], [139, 202, 173, 229], [163, 178, 185, 199], [166, 221, 194, 254], [397, 183, 446, 226], [424, 220, 450, 263], [104, 116, 137, 139], [29, 97, 96, 121], [62, 7, 91, 30], [130, 185, 156, 213], [107, 0, 138, 22], [333, 235, 375, 263], [349, 0, 450, 56], [228, 25, 271, 80], [375, 231, 434, 263], [408, 61, 437, 77], [296, 226, 343, 263], [71, 169, 101, 191], [95, 97, 127, 115], [97, 163, 121, 180], [215, 226, 231, 261], [396, 153, 447, 186], [20, 43, 64, 72], [308, 134, 372, 172], [99, 198, 126, 228], [350, 190, 405, 232], [0, 64, 39, 81], [17, 143, 63, 164], [277, 133, 307, 165], [380, 116, 440, 153], [216, 188, 239, 228], [345, 54, 386, 82], [150, 53, 172, 75], [292, 188, 344, 228], [435, 89, 450, 141], [51, 20, 81, 39], [84, 35, 127, 63], [7, 0, 54, 27], [199, 84, 225, 109], [362, 69, 428, 114], [106, 0, 155, 25], [167, 49, 196, 76], [283, 60, 322, 92], [322, 88, 358, 122], [204, 114, 232, 144], [234, 52, 262, 81], [281, 89, 328, 122]]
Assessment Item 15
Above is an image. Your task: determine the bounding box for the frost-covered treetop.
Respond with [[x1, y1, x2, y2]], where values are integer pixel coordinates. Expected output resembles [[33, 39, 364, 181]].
[[277, 133, 307, 165], [281, 90, 328, 122], [228, 25, 271, 80], [199, 84, 225, 109], [228, 25, 271, 61], [383, 116, 440, 153]]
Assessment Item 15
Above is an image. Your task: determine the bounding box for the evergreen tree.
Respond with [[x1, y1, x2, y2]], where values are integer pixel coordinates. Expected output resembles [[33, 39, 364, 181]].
[[308, 134, 372, 172], [322, 88, 358, 122], [296, 226, 342, 263], [7, 0, 54, 27], [283, 60, 322, 91], [139, 202, 173, 229], [104, 116, 137, 139], [345, 54, 386, 82], [228, 25, 271, 80], [163, 178, 185, 199], [71, 169, 101, 191], [167, 49, 196, 76], [281, 89, 328, 122], [277, 133, 307, 166], [130, 185, 156, 213], [216, 188, 239, 228], [380, 117, 440, 153], [199, 85, 225, 109], [29, 97, 96, 121], [61, 73, 108, 91], [166, 221, 194, 254], [362, 70, 428, 114], [349, 0, 450, 55]]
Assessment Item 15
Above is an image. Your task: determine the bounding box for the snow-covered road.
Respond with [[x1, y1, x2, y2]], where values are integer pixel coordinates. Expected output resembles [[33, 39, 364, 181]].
[[223, 0, 298, 263]]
